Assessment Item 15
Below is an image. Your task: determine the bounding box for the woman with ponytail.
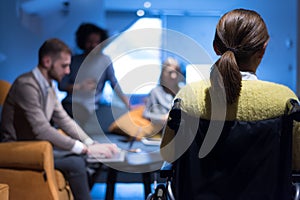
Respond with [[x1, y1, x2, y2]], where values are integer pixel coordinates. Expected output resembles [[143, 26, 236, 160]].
[[160, 8, 300, 200], [211, 8, 270, 104]]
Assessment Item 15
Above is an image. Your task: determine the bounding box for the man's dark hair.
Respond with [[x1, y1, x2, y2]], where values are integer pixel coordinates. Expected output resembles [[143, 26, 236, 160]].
[[38, 38, 72, 65]]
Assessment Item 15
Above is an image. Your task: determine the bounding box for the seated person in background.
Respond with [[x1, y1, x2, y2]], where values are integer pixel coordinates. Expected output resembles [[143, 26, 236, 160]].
[[58, 23, 130, 124], [143, 57, 183, 125], [0, 38, 119, 200], [160, 8, 300, 199]]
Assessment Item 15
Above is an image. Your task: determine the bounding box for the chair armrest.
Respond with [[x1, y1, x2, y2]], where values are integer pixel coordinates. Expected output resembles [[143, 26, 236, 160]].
[[0, 184, 8, 200], [0, 141, 65, 199], [286, 99, 300, 122], [160, 162, 174, 178], [0, 141, 53, 170]]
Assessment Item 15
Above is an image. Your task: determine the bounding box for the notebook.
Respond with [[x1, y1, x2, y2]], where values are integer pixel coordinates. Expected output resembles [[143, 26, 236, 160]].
[[86, 150, 126, 163], [141, 137, 161, 146]]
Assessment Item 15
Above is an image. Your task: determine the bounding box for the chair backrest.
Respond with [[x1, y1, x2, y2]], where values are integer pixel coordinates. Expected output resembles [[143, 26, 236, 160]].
[[162, 98, 300, 200], [0, 80, 11, 106]]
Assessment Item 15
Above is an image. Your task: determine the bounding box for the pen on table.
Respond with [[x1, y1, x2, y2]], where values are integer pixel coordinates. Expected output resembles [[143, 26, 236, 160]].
[[128, 127, 142, 152], [128, 136, 136, 150]]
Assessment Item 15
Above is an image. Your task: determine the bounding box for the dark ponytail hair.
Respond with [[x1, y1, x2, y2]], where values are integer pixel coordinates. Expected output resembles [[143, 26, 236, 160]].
[[212, 9, 269, 104]]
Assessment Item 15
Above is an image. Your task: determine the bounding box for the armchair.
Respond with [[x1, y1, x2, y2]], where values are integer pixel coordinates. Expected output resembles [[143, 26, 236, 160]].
[[0, 141, 73, 200], [0, 80, 11, 106]]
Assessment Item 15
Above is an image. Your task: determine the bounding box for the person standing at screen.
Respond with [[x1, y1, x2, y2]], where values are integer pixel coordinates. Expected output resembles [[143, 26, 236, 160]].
[[58, 23, 130, 125]]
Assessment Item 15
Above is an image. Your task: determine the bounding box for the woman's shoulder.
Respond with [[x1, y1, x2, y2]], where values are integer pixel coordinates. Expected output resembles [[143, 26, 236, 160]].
[[148, 85, 166, 96], [176, 80, 210, 99], [241, 80, 297, 98]]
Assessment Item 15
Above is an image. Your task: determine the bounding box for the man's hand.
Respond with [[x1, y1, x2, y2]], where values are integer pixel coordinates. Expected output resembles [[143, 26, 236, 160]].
[[87, 143, 119, 158]]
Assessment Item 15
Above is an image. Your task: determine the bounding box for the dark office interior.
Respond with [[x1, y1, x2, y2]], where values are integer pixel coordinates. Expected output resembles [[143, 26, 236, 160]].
[[0, 0, 300, 199]]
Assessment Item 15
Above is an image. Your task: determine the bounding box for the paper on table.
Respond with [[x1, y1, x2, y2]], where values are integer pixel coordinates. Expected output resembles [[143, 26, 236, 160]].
[[86, 150, 126, 163], [141, 137, 161, 146]]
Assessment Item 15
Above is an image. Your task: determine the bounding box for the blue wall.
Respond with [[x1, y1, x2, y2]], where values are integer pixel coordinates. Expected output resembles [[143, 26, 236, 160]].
[[0, 0, 105, 82]]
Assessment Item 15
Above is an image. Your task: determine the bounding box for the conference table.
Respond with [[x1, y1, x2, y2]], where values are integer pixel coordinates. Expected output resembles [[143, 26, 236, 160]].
[[92, 132, 164, 200]]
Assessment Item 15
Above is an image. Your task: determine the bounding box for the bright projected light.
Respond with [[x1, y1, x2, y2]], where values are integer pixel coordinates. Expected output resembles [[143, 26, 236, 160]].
[[185, 64, 212, 83]]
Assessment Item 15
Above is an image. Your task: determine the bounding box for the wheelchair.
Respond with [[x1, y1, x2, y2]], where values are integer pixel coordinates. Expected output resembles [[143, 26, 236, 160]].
[[147, 98, 300, 200]]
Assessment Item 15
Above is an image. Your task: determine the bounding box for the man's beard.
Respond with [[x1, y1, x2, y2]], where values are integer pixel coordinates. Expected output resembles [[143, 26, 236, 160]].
[[48, 64, 60, 82]]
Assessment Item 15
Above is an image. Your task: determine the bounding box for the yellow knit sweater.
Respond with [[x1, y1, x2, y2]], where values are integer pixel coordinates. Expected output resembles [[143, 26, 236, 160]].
[[162, 80, 300, 170], [176, 80, 297, 120]]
